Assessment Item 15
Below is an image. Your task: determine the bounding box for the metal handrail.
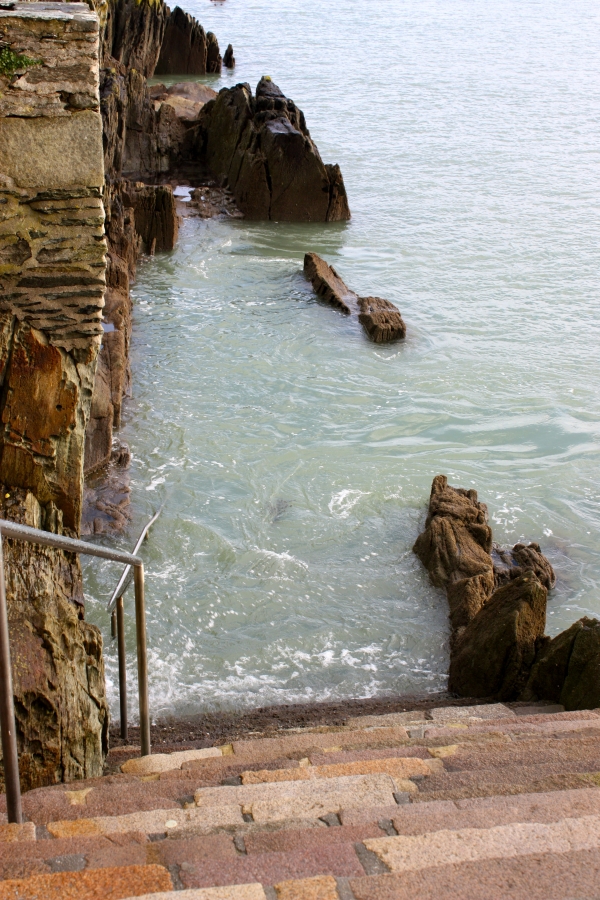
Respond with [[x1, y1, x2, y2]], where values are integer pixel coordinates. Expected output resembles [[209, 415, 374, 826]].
[[0, 519, 152, 825], [108, 505, 163, 743]]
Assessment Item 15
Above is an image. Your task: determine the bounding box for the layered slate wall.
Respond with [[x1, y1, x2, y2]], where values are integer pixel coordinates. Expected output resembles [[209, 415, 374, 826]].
[[0, 2, 109, 789]]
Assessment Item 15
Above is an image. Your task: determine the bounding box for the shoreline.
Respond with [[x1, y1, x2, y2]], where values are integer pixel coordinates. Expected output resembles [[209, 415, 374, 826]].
[[106, 692, 553, 767]]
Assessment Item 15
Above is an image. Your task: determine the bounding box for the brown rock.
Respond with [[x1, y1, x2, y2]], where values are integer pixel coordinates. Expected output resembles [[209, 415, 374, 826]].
[[523, 616, 600, 710], [303, 253, 405, 343], [303, 253, 354, 314], [448, 574, 548, 701], [358, 296, 406, 343], [200, 78, 351, 222], [492, 541, 556, 590], [206, 31, 222, 74], [413, 475, 494, 630], [100, 0, 168, 76], [224, 43, 235, 68]]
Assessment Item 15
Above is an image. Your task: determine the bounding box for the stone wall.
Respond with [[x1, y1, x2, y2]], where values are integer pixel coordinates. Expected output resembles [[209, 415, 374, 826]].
[[0, 1, 109, 790]]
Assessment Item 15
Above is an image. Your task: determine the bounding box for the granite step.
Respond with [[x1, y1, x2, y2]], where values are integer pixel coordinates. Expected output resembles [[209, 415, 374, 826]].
[[44, 773, 399, 838], [414, 761, 600, 802], [238, 756, 433, 786], [0, 833, 150, 881], [123, 889, 266, 900], [16, 730, 599, 829], [347, 848, 600, 900], [364, 813, 600, 872], [0, 863, 172, 900]]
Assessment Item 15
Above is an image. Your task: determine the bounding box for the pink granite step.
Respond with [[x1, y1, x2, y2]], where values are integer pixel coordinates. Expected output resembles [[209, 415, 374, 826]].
[[348, 846, 600, 900], [384, 787, 600, 836], [0, 833, 149, 881], [176, 842, 364, 889]]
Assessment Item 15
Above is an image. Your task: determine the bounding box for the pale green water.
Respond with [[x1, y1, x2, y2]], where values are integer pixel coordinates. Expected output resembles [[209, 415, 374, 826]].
[[85, 0, 600, 721]]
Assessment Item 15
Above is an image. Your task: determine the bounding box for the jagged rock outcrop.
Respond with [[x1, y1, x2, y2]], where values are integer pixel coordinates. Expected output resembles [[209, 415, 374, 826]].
[[155, 6, 221, 75], [303, 253, 406, 343], [223, 44, 235, 69], [523, 617, 600, 711], [448, 574, 548, 700], [413, 476, 494, 632], [0, 1, 109, 788], [200, 77, 351, 222], [99, 0, 168, 75], [415, 476, 599, 710]]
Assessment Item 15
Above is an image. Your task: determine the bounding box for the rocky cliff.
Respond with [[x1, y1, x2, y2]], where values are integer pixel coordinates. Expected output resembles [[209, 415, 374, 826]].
[[0, 1, 109, 790]]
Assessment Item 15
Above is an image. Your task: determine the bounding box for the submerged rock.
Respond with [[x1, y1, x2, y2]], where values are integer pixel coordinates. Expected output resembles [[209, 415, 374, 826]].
[[200, 77, 351, 222], [522, 616, 600, 710], [303, 253, 406, 343], [188, 184, 243, 219], [448, 574, 548, 701]]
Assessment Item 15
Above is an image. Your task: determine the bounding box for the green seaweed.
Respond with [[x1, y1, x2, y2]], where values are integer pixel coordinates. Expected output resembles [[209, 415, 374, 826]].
[[0, 48, 41, 77]]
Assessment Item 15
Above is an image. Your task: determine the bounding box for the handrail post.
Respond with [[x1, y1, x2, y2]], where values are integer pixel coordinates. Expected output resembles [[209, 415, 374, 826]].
[[116, 596, 128, 741], [0, 534, 22, 824], [133, 564, 150, 756]]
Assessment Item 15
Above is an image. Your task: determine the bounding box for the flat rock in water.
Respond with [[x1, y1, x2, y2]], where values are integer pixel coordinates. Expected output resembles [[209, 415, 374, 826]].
[[303, 252, 355, 314], [303, 252, 406, 342]]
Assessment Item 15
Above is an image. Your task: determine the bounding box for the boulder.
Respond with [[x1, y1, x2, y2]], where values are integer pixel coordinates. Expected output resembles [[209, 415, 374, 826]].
[[155, 6, 221, 76], [448, 574, 548, 701], [523, 617, 600, 710], [223, 43, 235, 68], [200, 77, 351, 222], [303, 253, 405, 343]]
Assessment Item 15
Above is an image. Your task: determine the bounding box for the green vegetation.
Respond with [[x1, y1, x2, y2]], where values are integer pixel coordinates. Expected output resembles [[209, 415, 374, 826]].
[[0, 48, 41, 77]]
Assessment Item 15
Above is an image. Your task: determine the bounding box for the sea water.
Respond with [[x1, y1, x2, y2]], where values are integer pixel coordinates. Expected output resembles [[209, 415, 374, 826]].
[[84, 0, 600, 720]]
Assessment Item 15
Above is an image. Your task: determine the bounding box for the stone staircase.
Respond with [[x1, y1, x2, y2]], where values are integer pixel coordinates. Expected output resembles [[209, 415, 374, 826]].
[[1, 703, 599, 900]]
